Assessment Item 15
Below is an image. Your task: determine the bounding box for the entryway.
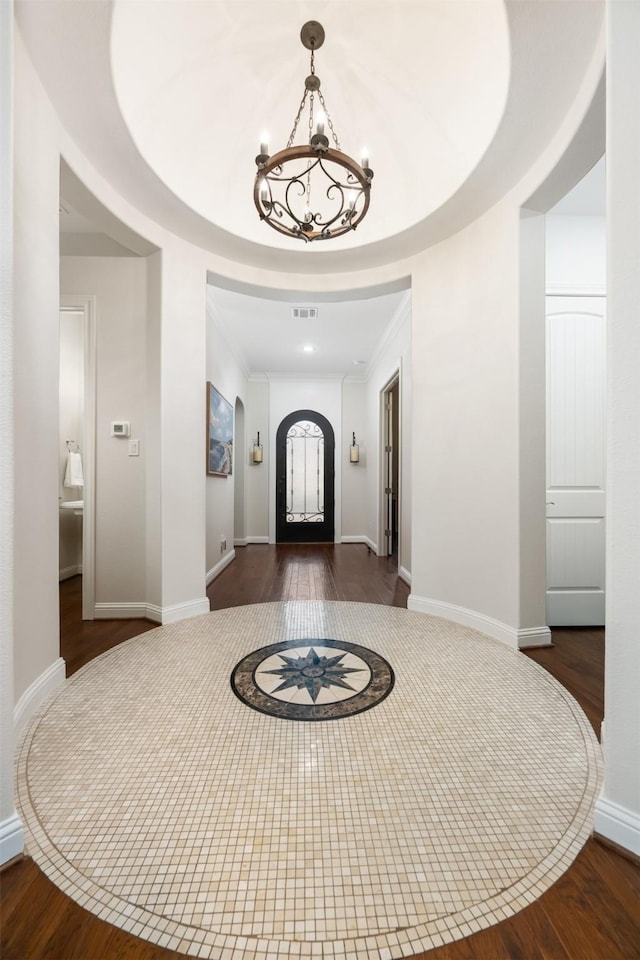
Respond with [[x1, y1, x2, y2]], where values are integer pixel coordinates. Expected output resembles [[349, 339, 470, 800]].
[[275, 409, 335, 543]]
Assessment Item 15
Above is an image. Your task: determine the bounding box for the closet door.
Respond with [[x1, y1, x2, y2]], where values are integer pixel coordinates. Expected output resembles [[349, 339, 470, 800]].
[[546, 295, 606, 625]]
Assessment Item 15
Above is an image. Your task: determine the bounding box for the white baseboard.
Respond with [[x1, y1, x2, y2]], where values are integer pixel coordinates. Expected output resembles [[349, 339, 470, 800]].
[[594, 796, 640, 857], [406, 596, 550, 650], [0, 813, 24, 866], [517, 626, 553, 648], [146, 597, 211, 625], [341, 536, 369, 545], [13, 657, 66, 741], [246, 536, 270, 544], [234, 538, 248, 547], [59, 564, 81, 581], [398, 566, 412, 586], [95, 597, 211, 624], [206, 549, 236, 586], [94, 602, 148, 619]]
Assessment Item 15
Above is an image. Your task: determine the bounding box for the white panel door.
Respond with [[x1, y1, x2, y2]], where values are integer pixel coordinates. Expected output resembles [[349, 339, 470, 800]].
[[546, 296, 606, 625]]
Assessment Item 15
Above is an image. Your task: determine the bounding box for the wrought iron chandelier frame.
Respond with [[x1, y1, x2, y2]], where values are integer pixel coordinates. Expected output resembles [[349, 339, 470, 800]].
[[254, 21, 373, 243]]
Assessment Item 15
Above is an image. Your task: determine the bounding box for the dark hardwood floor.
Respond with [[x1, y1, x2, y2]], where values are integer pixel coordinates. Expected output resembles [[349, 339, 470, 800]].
[[2, 545, 638, 960]]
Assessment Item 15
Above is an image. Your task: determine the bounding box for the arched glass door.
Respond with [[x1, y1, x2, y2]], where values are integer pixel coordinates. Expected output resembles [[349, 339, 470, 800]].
[[276, 410, 335, 543]]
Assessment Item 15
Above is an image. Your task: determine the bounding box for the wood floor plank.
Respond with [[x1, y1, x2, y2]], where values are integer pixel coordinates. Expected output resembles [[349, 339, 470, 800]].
[[2, 545, 637, 960]]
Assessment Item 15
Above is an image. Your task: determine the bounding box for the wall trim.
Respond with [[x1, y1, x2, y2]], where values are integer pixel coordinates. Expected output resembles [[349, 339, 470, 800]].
[[246, 536, 270, 544], [341, 536, 371, 546], [94, 602, 148, 619], [407, 596, 552, 649], [517, 626, 553, 648], [398, 566, 412, 587], [234, 538, 248, 548], [13, 657, 65, 741], [546, 283, 606, 297], [206, 549, 236, 586], [0, 814, 24, 866], [59, 563, 81, 581], [594, 797, 640, 858], [154, 597, 211, 625]]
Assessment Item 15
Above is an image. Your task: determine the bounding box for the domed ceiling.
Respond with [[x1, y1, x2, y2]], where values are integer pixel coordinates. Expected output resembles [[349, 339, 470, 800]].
[[17, 0, 605, 272], [110, 1, 510, 252]]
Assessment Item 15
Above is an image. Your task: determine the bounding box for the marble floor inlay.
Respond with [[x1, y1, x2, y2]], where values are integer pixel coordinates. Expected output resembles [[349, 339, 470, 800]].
[[231, 638, 394, 720], [15, 602, 602, 960]]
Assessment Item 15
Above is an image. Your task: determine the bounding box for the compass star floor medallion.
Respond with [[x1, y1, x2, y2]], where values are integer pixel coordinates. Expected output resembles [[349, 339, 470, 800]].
[[230, 638, 394, 720]]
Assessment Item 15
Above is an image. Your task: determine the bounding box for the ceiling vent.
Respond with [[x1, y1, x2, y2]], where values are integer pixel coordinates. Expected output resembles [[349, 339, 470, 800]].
[[291, 307, 318, 321]]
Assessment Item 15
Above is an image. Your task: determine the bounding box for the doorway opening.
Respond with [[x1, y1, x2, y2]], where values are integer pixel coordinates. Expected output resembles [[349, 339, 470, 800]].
[[234, 397, 246, 546], [59, 295, 96, 623], [276, 410, 335, 543], [381, 374, 400, 564]]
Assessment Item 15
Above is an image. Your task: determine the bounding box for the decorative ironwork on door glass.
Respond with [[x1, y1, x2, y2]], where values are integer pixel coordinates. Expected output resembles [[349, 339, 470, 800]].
[[286, 420, 325, 522]]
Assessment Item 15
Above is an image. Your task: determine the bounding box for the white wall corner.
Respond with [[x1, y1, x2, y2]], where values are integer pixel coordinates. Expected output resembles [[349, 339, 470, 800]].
[[0, 813, 25, 866], [158, 597, 211, 625], [516, 626, 553, 649], [406, 596, 520, 650], [13, 657, 65, 742], [206, 549, 236, 586], [398, 566, 412, 587], [594, 796, 640, 858]]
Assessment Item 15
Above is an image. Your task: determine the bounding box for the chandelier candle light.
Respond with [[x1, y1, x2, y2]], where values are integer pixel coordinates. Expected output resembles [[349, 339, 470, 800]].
[[254, 21, 373, 242]]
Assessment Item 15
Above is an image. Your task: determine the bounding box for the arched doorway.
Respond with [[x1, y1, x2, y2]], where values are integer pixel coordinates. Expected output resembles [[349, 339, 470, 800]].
[[276, 410, 335, 543]]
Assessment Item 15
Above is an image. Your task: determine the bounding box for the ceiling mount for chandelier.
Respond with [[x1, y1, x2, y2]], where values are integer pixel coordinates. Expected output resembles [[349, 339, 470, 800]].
[[254, 21, 373, 243]]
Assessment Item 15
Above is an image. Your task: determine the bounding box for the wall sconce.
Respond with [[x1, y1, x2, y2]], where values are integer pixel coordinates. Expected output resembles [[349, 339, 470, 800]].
[[350, 432, 360, 464], [252, 431, 263, 464]]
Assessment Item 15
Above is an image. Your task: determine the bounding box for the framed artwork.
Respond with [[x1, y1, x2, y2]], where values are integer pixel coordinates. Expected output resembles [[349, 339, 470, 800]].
[[207, 382, 233, 476]]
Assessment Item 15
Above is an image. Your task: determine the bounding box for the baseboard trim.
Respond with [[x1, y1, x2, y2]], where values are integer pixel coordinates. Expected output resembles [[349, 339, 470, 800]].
[[594, 797, 640, 858], [0, 814, 24, 866], [94, 602, 148, 619], [406, 596, 547, 650], [517, 626, 553, 648], [398, 566, 412, 587], [13, 657, 66, 741], [206, 549, 236, 586], [146, 597, 212, 625], [246, 536, 270, 544], [341, 536, 369, 545], [59, 564, 81, 581], [234, 538, 248, 548]]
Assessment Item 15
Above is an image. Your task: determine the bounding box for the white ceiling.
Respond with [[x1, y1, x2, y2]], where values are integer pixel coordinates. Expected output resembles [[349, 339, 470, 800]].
[[110, 0, 510, 252], [549, 157, 606, 216], [207, 285, 409, 378], [20, 0, 606, 273]]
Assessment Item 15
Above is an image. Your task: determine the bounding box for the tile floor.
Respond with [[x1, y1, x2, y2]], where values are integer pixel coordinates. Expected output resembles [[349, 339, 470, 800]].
[[15, 602, 602, 960]]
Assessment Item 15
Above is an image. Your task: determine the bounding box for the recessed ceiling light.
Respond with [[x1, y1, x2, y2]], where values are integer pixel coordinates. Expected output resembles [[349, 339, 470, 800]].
[[302, 344, 315, 353]]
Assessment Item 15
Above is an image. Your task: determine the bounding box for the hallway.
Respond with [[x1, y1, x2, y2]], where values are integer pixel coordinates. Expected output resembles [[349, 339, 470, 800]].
[[2, 546, 637, 960]]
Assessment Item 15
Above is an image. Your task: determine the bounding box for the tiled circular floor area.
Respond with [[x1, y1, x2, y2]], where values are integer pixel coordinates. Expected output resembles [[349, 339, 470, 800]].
[[16, 602, 602, 960]]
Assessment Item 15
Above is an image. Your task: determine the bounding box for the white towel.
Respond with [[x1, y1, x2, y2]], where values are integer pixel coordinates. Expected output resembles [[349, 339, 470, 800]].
[[64, 450, 84, 487]]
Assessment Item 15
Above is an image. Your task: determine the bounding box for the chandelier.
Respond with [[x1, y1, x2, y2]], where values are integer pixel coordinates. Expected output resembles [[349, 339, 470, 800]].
[[254, 21, 373, 243]]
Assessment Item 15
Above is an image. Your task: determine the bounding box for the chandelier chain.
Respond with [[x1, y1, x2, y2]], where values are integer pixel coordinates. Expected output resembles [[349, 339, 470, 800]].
[[286, 87, 310, 148], [316, 88, 340, 150]]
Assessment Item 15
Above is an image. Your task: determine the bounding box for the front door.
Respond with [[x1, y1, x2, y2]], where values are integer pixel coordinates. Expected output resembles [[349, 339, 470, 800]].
[[276, 410, 335, 543], [545, 295, 606, 625]]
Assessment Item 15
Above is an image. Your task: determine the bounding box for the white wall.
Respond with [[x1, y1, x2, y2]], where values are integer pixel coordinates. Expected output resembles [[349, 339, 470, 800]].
[[546, 214, 606, 291], [246, 377, 270, 541], [364, 292, 412, 577], [60, 257, 148, 605], [341, 380, 368, 541], [13, 26, 61, 706], [594, 0, 640, 857], [205, 291, 248, 578], [268, 379, 343, 543], [58, 309, 84, 578]]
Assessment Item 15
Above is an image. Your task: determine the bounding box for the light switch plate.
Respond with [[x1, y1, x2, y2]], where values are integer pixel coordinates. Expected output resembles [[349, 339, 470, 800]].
[[128, 439, 140, 457]]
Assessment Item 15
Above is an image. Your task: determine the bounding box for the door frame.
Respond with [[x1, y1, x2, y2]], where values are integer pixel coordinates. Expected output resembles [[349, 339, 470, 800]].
[[60, 295, 96, 620], [275, 409, 335, 543], [379, 370, 402, 561]]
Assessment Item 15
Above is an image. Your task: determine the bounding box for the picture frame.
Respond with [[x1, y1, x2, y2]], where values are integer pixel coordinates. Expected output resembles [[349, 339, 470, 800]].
[[206, 382, 233, 476]]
